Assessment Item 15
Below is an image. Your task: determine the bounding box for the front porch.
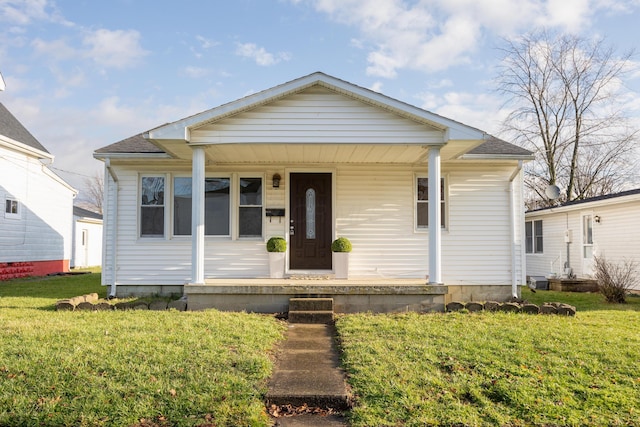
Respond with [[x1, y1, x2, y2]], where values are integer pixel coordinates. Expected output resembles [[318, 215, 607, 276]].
[[184, 278, 449, 313]]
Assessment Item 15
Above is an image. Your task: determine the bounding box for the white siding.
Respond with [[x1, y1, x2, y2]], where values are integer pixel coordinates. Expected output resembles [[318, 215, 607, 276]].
[[0, 145, 75, 263], [72, 218, 102, 268], [526, 197, 640, 281], [191, 87, 443, 147], [103, 162, 524, 287]]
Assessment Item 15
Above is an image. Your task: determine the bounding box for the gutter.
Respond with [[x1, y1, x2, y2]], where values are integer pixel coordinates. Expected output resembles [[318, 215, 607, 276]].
[[105, 159, 119, 298], [509, 161, 524, 298]]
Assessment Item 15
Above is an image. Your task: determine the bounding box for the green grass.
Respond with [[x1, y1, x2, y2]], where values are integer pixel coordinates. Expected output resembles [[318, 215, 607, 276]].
[[337, 288, 640, 427], [0, 272, 286, 427]]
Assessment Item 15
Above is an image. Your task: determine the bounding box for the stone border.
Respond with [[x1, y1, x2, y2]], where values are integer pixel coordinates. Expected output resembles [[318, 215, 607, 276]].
[[56, 294, 187, 311], [446, 301, 576, 316]]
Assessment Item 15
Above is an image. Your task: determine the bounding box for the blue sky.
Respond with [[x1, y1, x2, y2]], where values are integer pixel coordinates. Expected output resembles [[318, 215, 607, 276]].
[[1, 0, 639, 200]]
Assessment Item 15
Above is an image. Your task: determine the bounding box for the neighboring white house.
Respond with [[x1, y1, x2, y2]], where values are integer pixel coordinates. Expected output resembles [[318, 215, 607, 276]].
[[0, 102, 77, 279], [525, 189, 640, 287], [93, 72, 533, 311], [71, 206, 103, 269]]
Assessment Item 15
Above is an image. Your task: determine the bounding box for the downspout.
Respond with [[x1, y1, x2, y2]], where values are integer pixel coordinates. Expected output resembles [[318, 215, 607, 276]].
[[105, 159, 119, 298], [509, 161, 523, 298]]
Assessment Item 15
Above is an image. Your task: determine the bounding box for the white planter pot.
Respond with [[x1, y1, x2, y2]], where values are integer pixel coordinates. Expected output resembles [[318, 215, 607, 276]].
[[268, 252, 286, 278], [333, 252, 350, 279]]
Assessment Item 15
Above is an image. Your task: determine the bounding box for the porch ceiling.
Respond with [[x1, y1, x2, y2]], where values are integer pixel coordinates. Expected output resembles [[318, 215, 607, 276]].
[[156, 141, 481, 164]]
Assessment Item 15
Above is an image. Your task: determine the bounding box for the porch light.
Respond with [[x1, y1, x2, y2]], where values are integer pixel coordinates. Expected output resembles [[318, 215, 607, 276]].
[[594, 215, 601, 223], [272, 173, 281, 188]]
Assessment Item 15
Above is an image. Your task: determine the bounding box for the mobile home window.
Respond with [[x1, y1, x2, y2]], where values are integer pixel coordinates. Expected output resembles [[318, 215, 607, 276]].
[[173, 177, 231, 236], [238, 177, 263, 238], [416, 177, 445, 229], [140, 176, 165, 237], [5, 198, 19, 218], [525, 220, 543, 254]]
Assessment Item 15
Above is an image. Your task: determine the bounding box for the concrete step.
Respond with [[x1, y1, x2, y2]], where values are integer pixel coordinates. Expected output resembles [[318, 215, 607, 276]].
[[289, 297, 333, 311], [288, 310, 334, 324]]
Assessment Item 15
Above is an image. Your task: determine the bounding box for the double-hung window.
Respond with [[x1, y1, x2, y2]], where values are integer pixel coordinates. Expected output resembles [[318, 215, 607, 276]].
[[525, 220, 543, 254], [140, 176, 165, 237], [238, 177, 262, 238], [416, 177, 446, 229], [173, 177, 231, 236]]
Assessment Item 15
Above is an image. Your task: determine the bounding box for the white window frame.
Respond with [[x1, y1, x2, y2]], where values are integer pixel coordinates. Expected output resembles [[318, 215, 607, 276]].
[[4, 197, 20, 219], [138, 174, 167, 239], [414, 175, 447, 232], [235, 174, 265, 239], [171, 174, 232, 239], [525, 219, 543, 254]]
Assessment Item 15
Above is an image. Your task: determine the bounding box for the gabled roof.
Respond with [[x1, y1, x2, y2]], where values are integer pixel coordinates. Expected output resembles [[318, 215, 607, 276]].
[[73, 206, 103, 220], [527, 188, 640, 214], [94, 72, 533, 162], [147, 72, 485, 143], [0, 102, 50, 155]]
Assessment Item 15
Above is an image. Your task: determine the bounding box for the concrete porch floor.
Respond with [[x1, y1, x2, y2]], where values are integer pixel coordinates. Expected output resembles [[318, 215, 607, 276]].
[[184, 278, 449, 313]]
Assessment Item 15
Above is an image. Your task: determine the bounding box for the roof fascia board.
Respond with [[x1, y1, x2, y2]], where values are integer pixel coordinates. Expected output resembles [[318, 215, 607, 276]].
[[527, 194, 640, 216], [93, 152, 172, 161], [459, 154, 536, 161], [0, 135, 53, 160], [148, 72, 486, 142]]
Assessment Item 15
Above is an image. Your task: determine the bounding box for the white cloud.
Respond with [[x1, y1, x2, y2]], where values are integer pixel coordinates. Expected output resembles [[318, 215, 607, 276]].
[[0, 0, 70, 26], [296, 0, 640, 78], [370, 81, 383, 92], [31, 37, 76, 61], [83, 29, 149, 69], [235, 42, 292, 66], [182, 66, 210, 78]]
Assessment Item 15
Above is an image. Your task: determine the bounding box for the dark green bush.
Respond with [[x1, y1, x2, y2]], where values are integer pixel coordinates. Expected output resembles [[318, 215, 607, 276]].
[[266, 237, 287, 252], [331, 237, 352, 252]]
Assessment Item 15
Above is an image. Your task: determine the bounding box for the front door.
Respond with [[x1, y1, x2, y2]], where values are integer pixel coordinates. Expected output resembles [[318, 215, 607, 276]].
[[289, 173, 332, 270]]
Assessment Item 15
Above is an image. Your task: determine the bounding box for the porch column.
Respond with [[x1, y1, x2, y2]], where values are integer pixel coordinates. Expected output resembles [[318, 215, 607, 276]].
[[191, 146, 206, 285], [428, 146, 443, 284]]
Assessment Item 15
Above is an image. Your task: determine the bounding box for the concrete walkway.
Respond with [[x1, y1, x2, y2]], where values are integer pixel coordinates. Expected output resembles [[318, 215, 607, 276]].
[[266, 323, 351, 426]]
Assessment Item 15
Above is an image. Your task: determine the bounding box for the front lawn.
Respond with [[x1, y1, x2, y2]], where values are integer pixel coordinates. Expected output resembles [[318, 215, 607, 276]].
[[0, 272, 286, 427], [337, 289, 640, 426]]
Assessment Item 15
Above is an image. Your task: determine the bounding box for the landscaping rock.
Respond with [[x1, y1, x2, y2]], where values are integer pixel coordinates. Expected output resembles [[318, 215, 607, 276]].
[[149, 300, 168, 311], [76, 301, 94, 311], [557, 304, 577, 316], [484, 301, 501, 311], [114, 301, 133, 310], [132, 302, 149, 310], [540, 304, 558, 315], [446, 301, 465, 312], [168, 299, 187, 311], [466, 301, 484, 312], [521, 304, 540, 314], [83, 293, 99, 303], [94, 302, 113, 311], [499, 302, 521, 313], [56, 300, 75, 311]]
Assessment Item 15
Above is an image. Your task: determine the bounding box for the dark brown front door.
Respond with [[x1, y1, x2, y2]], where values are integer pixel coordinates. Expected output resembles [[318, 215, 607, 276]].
[[290, 173, 332, 270]]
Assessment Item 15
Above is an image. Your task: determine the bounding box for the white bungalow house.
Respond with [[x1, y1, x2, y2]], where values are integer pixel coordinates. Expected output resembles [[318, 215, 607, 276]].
[[525, 188, 640, 291], [71, 206, 103, 269], [94, 72, 533, 312], [0, 102, 77, 279]]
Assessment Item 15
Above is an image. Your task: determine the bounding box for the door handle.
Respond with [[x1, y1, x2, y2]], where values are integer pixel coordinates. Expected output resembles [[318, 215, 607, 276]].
[[290, 225, 295, 236]]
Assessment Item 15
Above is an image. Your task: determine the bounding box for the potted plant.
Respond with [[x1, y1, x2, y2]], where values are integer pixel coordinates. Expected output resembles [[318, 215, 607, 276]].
[[331, 237, 352, 279], [266, 237, 287, 278]]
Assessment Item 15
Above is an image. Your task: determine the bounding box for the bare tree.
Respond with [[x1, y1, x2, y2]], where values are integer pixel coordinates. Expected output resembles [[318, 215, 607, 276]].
[[81, 171, 104, 214], [496, 31, 638, 208]]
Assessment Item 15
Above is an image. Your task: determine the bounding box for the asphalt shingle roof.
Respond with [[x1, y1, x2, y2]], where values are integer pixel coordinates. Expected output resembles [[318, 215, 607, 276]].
[[94, 132, 166, 154], [73, 206, 103, 220], [467, 135, 532, 156], [0, 102, 50, 154]]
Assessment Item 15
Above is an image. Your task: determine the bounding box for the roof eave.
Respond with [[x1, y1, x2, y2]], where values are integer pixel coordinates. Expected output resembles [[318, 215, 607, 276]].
[[93, 152, 172, 161], [458, 154, 536, 161], [0, 135, 54, 160]]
